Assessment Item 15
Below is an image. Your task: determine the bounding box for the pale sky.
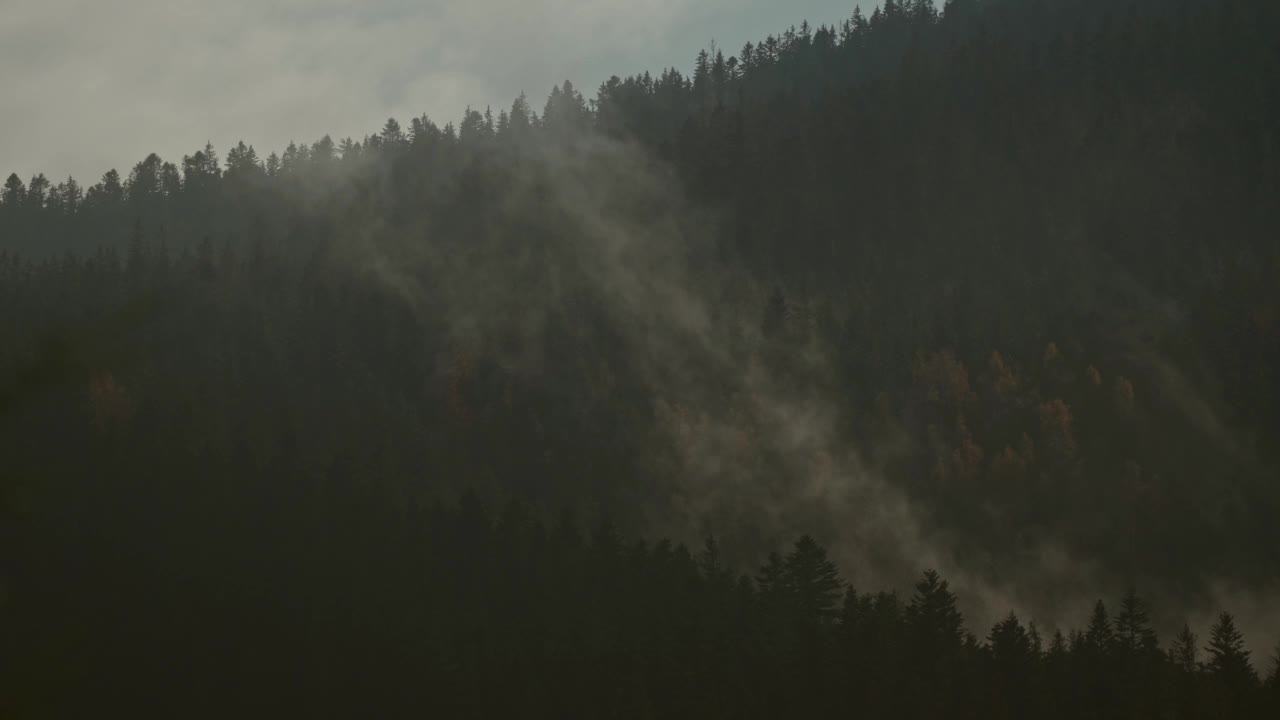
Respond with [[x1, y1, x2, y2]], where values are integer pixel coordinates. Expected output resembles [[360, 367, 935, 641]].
[[0, 0, 917, 185]]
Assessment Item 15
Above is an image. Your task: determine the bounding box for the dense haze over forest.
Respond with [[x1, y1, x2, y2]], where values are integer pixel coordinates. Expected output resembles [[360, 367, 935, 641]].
[[3, 0, 1280, 716]]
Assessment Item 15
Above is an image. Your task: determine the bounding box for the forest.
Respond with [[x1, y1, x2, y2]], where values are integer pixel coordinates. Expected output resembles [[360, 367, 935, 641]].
[[2, 0, 1279, 716]]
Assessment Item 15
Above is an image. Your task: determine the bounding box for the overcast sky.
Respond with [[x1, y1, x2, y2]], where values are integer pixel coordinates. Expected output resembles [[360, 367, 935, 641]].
[[0, 0, 915, 184]]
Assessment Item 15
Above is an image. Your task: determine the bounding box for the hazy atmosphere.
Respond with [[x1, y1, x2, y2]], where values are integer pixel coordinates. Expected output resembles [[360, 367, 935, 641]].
[[0, 0, 886, 182], [3, 0, 1278, 717]]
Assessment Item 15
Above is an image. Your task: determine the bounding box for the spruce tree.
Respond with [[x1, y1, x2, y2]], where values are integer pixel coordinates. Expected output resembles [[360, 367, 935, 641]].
[[1206, 612, 1257, 688], [1169, 624, 1198, 674]]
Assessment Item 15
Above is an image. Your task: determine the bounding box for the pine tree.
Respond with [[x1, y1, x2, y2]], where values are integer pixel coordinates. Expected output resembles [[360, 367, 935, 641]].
[[906, 569, 964, 647], [225, 141, 263, 178], [540, 81, 589, 138], [1205, 612, 1257, 687], [1169, 624, 1198, 674], [338, 137, 361, 161], [183, 144, 220, 190], [127, 154, 163, 202], [693, 48, 712, 100], [1115, 588, 1158, 656], [26, 173, 50, 210], [988, 612, 1035, 668], [910, 0, 938, 24], [311, 136, 336, 164], [93, 169, 125, 206], [1084, 599, 1114, 654], [281, 142, 302, 174], [160, 162, 182, 196], [3, 173, 27, 206], [381, 118, 405, 146], [783, 535, 843, 624], [1048, 629, 1068, 660], [884, 0, 904, 23], [459, 107, 486, 143], [44, 182, 63, 213], [60, 176, 82, 213], [508, 93, 535, 138], [852, 6, 869, 37]]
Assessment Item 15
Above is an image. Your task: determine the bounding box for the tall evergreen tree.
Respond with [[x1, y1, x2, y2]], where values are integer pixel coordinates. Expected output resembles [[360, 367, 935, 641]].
[[127, 153, 164, 202], [1084, 600, 1115, 654], [59, 176, 82, 213], [96, 169, 125, 206], [1169, 624, 1199, 674], [782, 535, 843, 624], [906, 569, 964, 647], [25, 174, 50, 210], [2, 173, 26, 206], [1115, 589, 1158, 656], [988, 611, 1035, 668], [381, 118, 405, 146], [1206, 612, 1257, 688]]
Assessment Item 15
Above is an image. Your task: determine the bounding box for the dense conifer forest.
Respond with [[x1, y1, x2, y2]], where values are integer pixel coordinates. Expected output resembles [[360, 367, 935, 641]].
[[3, 0, 1279, 715]]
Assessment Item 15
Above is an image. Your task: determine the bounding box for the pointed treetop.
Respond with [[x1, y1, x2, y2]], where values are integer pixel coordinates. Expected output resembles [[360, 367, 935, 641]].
[[907, 569, 965, 645], [1169, 624, 1198, 673], [1115, 588, 1159, 655], [1206, 612, 1257, 686]]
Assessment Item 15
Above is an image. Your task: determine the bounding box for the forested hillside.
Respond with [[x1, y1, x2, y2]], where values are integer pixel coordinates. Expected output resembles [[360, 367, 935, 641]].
[[3, 0, 1280, 715]]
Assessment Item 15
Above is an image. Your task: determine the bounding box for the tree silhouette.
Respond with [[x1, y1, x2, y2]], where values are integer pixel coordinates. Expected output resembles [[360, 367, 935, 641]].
[[1206, 612, 1257, 688], [783, 535, 843, 625], [1115, 588, 1159, 657], [2, 173, 26, 206], [1170, 624, 1199, 674], [907, 569, 964, 647]]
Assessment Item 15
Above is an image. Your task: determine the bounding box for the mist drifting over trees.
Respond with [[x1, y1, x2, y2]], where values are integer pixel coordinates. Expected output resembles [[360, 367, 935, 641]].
[[3, 0, 1280, 716]]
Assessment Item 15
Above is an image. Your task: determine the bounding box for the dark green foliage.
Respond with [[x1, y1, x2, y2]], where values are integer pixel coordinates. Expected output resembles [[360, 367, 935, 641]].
[[907, 569, 965, 648], [3, 0, 1280, 715], [6, 492, 1273, 716], [1207, 612, 1258, 688], [1116, 589, 1159, 657], [1084, 600, 1116, 653], [782, 534, 844, 625], [1171, 624, 1200, 674], [1203, 612, 1262, 717], [2, 173, 25, 204]]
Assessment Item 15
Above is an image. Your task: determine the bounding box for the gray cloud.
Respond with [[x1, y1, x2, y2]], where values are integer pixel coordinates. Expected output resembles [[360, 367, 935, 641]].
[[0, 0, 870, 183]]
